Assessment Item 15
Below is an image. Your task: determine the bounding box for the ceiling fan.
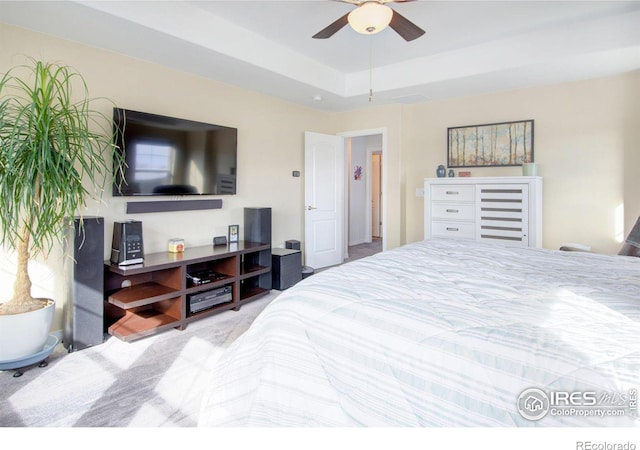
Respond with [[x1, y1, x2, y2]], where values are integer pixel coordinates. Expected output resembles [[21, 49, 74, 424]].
[[313, 0, 425, 42]]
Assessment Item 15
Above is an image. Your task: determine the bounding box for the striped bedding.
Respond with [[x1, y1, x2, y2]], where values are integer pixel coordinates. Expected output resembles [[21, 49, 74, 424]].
[[198, 238, 640, 427]]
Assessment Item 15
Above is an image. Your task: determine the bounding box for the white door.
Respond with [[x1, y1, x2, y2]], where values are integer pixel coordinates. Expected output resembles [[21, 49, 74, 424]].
[[304, 131, 345, 269]]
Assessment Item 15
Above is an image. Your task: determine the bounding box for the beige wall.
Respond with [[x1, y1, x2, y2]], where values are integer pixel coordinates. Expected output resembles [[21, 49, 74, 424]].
[[1, 23, 639, 334], [0, 24, 335, 332], [403, 72, 640, 253]]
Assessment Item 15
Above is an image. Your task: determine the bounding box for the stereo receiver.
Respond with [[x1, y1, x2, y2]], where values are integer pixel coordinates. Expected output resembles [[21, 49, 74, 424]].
[[187, 285, 232, 315]]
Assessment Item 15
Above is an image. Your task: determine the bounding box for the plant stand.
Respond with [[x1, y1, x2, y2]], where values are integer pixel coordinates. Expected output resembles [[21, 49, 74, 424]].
[[0, 335, 58, 377]]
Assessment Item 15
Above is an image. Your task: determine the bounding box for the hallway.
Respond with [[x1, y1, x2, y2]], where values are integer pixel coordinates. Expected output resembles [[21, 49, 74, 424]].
[[344, 238, 383, 263]]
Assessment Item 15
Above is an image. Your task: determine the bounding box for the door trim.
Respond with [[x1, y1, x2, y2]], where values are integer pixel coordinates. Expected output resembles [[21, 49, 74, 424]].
[[338, 128, 387, 253], [367, 149, 382, 241]]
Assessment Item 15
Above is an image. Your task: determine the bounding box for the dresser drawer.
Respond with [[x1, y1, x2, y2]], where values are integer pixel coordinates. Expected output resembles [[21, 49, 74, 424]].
[[431, 221, 475, 239], [431, 203, 474, 221], [431, 185, 475, 202]]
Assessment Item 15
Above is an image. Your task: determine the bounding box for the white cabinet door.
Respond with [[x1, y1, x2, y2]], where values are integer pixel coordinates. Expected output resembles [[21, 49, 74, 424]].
[[476, 184, 529, 246]]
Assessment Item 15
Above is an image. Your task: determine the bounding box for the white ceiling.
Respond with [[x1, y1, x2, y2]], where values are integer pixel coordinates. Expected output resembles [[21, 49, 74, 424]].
[[2, 0, 640, 111]]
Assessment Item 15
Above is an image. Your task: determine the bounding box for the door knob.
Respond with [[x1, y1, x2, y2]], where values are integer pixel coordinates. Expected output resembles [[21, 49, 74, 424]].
[[306, 206, 317, 211]]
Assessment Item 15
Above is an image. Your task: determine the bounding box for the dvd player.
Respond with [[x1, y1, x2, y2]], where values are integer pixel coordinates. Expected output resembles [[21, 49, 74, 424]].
[[186, 269, 228, 287], [188, 285, 232, 314]]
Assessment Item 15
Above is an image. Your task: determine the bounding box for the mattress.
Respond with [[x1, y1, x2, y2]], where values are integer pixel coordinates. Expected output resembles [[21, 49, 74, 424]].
[[198, 238, 640, 427]]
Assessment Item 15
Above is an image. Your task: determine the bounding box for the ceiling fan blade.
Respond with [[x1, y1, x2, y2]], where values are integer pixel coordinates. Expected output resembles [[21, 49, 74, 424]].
[[389, 9, 425, 41], [313, 12, 350, 39]]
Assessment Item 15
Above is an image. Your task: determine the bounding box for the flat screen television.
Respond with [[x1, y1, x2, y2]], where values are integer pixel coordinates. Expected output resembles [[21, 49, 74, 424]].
[[112, 108, 237, 196]]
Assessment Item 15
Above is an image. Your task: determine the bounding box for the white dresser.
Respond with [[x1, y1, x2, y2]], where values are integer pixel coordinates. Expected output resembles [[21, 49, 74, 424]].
[[424, 176, 543, 247]]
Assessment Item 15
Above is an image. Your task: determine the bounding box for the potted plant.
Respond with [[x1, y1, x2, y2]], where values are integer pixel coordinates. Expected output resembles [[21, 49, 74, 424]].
[[0, 58, 124, 362]]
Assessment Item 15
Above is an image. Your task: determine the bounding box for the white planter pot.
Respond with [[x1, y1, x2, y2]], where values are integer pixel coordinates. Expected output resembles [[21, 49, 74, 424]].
[[0, 299, 55, 362]]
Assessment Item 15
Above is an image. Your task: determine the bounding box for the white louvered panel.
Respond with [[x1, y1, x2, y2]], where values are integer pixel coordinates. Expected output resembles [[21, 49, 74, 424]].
[[476, 184, 529, 246]]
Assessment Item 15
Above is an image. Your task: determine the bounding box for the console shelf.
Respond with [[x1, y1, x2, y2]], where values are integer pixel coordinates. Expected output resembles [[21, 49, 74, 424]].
[[108, 307, 181, 342], [239, 286, 270, 305], [104, 241, 271, 342], [108, 282, 180, 309], [240, 264, 270, 278]]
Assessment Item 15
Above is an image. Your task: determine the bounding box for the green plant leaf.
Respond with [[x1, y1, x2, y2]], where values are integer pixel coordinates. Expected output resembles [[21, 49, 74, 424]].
[[0, 58, 125, 258]]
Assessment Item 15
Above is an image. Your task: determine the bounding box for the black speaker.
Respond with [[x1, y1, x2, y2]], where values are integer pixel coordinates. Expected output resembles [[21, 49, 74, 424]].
[[244, 207, 271, 245], [64, 216, 105, 352], [272, 248, 302, 290], [286, 240, 300, 250]]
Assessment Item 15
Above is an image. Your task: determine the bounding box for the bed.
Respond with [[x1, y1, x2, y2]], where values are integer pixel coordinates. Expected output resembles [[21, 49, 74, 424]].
[[198, 238, 640, 427]]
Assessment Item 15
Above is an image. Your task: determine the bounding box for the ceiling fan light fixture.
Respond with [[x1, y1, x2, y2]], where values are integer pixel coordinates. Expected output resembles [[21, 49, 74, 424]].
[[348, 2, 393, 35]]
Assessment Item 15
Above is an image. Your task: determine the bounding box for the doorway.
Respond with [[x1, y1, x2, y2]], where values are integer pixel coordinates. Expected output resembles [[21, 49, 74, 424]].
[[304, 128, 386, 269], [346, 133, 383, 261]]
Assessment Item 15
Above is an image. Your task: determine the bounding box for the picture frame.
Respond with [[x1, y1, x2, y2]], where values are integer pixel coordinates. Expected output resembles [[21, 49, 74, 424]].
[[228, 224, 239, 243], [354, 165, 362, 180], [447, 119, 534, 168]]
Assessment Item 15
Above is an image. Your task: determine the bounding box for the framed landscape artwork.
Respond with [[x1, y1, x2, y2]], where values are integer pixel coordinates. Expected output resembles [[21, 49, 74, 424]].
[[447, 119, 534, 168]]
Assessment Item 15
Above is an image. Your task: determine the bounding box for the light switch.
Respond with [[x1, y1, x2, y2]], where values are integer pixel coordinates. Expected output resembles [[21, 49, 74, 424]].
[[416, 188, 424, 197]]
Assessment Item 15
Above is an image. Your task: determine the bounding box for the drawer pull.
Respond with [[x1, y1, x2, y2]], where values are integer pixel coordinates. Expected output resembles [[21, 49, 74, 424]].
[[446, 191, 459, 195], [446, 209, 459, 213], [446, 227, 459, 232]]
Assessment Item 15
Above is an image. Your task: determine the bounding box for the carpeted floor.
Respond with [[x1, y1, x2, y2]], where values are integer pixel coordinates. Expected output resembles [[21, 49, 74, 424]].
[[346, 238, 382, 262], [0, 292, 277, 427], [0, 242, 382, 428], [316, 238, 383, 273]]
